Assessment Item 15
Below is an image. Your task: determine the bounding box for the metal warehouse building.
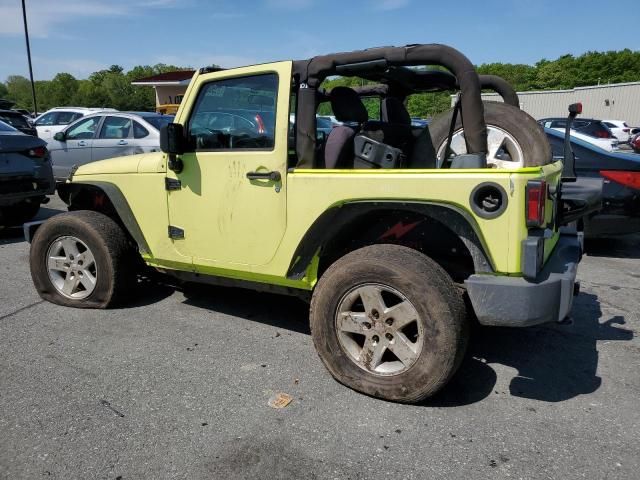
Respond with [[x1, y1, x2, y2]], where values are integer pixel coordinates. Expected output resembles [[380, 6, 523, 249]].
[[454, 81, 640, 125]]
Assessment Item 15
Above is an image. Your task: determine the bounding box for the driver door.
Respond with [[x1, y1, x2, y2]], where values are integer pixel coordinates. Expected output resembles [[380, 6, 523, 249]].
[[165, 62, 292, 269]]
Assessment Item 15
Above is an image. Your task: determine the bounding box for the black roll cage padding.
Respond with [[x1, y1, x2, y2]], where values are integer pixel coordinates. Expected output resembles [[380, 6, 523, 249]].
[[292, 44, 488, 168], [478, 75, 520, 108], [319, 74, 520, 111]]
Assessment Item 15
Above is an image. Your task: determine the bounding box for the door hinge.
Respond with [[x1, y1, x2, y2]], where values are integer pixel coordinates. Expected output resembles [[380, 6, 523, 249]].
[[165, 177, 182, 191], [168, 225, 185, 239]]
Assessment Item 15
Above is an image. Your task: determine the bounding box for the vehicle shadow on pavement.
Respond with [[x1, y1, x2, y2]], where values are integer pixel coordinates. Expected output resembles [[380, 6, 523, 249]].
[[0, 206, 63, 245], [428, 291, 634, 407], [585, 234, 640, 259], [181, 283, 311, 335], [0, 227, 26, 245]]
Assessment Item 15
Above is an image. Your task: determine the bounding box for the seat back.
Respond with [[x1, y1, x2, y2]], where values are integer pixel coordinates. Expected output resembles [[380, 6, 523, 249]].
[[323, 87, 368, 168]]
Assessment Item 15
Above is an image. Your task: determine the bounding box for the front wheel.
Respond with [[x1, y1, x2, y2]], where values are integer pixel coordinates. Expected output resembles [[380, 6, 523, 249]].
[[310, 244, 468, 403], [30, 210, 138, 308]]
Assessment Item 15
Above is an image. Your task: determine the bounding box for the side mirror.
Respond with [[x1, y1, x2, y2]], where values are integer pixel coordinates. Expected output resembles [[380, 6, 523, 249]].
[[53, 131, 66, 142], [160, 123, 186, 155]]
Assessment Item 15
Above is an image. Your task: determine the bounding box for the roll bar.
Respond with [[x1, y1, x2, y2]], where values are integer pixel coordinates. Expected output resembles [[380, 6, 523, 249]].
[[293, 44, 488, 167]]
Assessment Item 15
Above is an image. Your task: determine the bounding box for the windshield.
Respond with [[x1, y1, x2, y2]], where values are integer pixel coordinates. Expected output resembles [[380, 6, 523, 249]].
[[144, 115, 175, 130], [0, 113, 29, 129], [0, 120, 17, 132]]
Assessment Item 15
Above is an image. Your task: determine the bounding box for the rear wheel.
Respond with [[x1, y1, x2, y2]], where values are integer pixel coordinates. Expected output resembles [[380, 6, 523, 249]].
[[429, 101, 552, 169], [30, 210, 138, 308], [310, 244, 468, 403]]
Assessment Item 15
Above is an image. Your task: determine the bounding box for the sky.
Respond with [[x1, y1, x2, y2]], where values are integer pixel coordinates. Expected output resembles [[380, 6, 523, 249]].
[[0, 0, 638, 81]]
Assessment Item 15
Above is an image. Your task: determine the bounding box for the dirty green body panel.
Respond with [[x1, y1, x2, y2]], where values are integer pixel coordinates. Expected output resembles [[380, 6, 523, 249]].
[[68, 62, 564, 291]]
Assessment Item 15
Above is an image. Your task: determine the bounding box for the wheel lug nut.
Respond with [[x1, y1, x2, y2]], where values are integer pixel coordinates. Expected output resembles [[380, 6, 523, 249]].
[[371, 309, 379, 319], [372, 335, 379, 344], [385, 318, 394, 326], [385, 333, 393, 341], [363, 322, 372, 330]]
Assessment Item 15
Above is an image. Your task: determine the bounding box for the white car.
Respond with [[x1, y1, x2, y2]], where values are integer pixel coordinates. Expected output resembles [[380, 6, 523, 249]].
[[602, 120, 632, 143], [34, 107, 117, 141], [47, 111, 174, 181]]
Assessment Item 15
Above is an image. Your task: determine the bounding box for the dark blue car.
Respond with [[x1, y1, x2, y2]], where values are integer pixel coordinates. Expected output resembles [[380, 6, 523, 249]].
[[545, 128, 640, 237]]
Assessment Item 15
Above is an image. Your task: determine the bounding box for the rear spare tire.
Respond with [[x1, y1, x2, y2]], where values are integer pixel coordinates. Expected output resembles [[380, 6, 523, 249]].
[[429, 101, 552, 169], [310, 244, 468, 403]]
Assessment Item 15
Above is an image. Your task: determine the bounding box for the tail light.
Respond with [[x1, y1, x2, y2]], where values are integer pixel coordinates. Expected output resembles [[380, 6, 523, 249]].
[[26, 146, 48, 158], [526, 180, 547, 227], [600, 170, 640, 190], [255, 114, 265, 135]]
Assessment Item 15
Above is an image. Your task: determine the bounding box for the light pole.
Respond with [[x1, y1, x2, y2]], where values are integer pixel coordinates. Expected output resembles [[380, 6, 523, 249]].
[[21, 0, 38, 115]]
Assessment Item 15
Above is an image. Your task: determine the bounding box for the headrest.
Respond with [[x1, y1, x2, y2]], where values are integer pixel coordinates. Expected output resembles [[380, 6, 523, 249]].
[[382, 97, 411, 126], [330, 86, 368, 124]]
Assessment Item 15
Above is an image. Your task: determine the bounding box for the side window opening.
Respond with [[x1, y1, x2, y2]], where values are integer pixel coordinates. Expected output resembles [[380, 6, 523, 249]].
[[133, 121, 149, 139], [187, 73, 278, 151], [66, 117, 101, 140], [99, 116, 132, 139]]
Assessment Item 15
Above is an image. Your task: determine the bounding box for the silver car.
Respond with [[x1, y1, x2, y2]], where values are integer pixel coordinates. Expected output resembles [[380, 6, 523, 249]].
[[48, 112, 174, 181]]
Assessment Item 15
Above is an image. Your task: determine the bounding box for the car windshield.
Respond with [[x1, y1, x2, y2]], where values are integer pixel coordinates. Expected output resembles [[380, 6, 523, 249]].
[[0, 113, 29, 129], [0, 120, 17, 132], [144, 115, 175, 130]]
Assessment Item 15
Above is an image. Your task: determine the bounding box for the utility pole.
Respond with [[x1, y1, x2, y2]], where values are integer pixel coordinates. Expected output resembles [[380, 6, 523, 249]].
[[21, 0, 38, 115]]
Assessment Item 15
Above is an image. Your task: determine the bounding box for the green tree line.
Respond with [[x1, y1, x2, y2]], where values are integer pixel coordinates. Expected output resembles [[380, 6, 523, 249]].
[[1, 49, 639, 118], [0, 64, 190, 113]]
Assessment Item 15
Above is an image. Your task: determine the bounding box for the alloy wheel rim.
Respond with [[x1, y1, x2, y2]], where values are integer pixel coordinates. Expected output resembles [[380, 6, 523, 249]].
[[335, 283, 424, 376], [437, 125, 525, 169], [46, 236, 98, 300]]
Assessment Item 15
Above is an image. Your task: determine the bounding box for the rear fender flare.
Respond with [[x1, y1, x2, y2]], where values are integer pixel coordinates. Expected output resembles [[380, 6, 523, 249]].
[[286, 201, 494, 280]]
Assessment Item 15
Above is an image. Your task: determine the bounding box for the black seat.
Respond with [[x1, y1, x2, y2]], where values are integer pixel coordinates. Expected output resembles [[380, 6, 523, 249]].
[[361, 97, 414, 158], [323, 86, 368, 169], [381, 97, 411, 126]]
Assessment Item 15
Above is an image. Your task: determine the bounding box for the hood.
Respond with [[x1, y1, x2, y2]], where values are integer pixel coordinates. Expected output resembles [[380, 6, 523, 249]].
[[73, 152, 162, 176]]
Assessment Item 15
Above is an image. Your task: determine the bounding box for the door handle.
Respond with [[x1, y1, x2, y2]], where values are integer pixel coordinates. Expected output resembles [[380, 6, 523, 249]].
[[78, 141, 87, 146], [246, 171, 281, 182], [118, 140, 128, 145]]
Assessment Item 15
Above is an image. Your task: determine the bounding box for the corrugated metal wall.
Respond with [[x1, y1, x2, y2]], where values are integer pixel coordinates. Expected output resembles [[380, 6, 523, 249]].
[[453, 82, 640, 125]]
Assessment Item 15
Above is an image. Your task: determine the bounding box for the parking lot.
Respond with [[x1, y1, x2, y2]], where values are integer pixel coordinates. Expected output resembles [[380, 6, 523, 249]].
[[0, 196, 638, 480]]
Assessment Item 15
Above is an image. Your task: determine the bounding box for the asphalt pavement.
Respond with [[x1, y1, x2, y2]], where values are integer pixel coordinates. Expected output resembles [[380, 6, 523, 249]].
[[1, 196, 638, 479]]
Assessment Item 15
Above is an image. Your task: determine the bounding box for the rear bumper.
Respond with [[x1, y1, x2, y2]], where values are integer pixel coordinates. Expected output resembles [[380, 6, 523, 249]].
[[465, 232, 583, 327]]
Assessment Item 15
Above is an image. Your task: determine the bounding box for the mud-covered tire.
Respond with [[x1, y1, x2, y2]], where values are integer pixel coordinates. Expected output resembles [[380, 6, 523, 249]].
[[310, 244, 468, 403], [30, 210, 138, 308], [429, 101, 552, 168], [0, 199, 41, 227]]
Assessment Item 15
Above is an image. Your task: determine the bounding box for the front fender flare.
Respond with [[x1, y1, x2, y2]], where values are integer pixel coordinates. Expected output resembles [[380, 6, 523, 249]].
[[57, 181, 151, 255]]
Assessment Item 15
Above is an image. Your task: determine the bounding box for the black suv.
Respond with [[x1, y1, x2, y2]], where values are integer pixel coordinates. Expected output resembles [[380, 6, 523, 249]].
[[0, 109, 37, 136]]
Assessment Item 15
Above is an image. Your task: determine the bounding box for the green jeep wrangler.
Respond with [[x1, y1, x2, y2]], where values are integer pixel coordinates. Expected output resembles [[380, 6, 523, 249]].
[[27, 44, 601, 403]]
